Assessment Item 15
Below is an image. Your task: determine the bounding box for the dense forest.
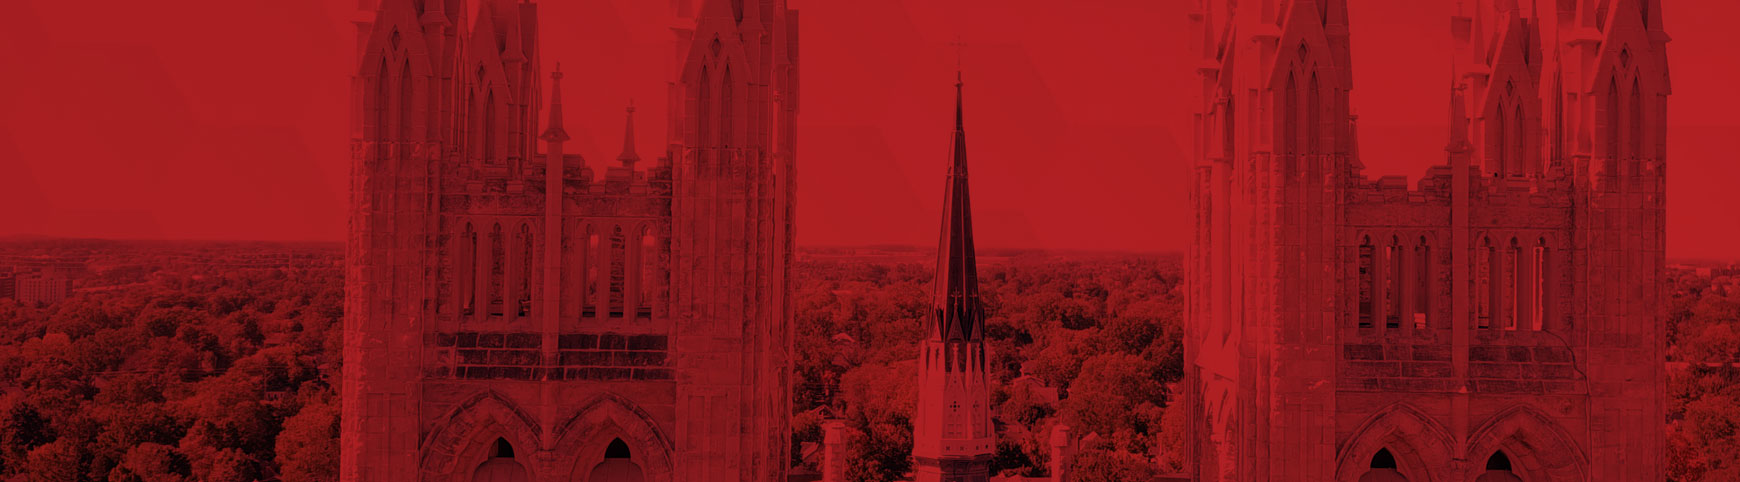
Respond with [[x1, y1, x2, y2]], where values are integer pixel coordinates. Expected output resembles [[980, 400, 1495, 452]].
[[0, 241, 1734, 481]]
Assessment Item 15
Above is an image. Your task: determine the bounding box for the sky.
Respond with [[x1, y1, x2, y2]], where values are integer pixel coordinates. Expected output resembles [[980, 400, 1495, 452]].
[[0, 0, 1735, 258]]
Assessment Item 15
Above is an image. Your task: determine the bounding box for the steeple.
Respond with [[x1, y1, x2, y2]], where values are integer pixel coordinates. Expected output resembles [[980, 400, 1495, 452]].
[[540, 65, 570, 144], [911, 74, 994, 482], [617, 102, 640, 166], [931, 73, 980, 342]]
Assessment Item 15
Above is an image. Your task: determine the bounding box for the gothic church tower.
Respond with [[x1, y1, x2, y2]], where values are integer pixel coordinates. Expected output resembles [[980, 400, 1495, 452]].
[[911, 78, 995, 482], [343, 0, 799, 480], [1185, 0, 1668, 480]]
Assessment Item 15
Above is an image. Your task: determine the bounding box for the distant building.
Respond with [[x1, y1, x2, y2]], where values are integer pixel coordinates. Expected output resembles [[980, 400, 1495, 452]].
[[0, 271, 14, 301], [18, 274, 71, 306]]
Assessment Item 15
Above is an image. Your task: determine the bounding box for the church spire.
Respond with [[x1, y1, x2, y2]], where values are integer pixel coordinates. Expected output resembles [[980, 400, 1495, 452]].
[[911, 75, 995, 482], [617, 102, 640, 166], [540, 65, 570, 144], [931, 74, 980, 342]]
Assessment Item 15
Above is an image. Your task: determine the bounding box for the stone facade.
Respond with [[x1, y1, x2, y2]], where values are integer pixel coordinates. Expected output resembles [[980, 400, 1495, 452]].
[[341, 0, 799, 481], [1184, 0, 1668, 481]]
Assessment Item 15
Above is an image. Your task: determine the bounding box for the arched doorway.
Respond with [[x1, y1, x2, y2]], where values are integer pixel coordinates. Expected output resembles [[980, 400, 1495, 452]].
[[1475, 452, 1524, 482], [1359, 448, 1409, 482], [473, 438, 530, 482], [585, 439, 644, 482]]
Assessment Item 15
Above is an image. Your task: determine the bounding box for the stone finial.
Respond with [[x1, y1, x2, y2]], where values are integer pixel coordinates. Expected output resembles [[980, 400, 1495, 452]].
[[822, 420, 849, 482], [1050, 423, 1074, 482]]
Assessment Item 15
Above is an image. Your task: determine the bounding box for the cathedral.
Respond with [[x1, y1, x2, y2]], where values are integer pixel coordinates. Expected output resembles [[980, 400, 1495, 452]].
[[341, 0, 799, 480], [1184, 0, 1668, 481]]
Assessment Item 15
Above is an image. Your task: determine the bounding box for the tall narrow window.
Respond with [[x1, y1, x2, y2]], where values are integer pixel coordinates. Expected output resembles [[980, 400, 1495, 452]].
[[639, 227, 657, 318], [1307, 73, 1320, 159], [584, 226, 599, 318], [1631, 77, 1646, 165], [1283, 73, 1298, 173], [489, 223, 504, 316], [1511, 107, 1525, 177], [1223, 97, 1235, 160], [721, 67, 733, 148], [1386, 237, 1402, 329], [1606, 77, 1620, 172], [518, 224, 532, 317], [1358, 236, 1374, 328], [375, 60, 389, 164], [399, 61, 413, 149], [698, 67, 710, 147], [610, 226, 626, 318], [460, 223, 476, 316], [1477, 237, 1492, 329], [1533, 239, 1549, 331], [1503, 238, 1519, 330], [465, 92, 477, 166], [1553, 75, 1565, 162], [1494, 105, 1507, 177], [1415, 237, 1430, 329], [484, 91, 497, 165]]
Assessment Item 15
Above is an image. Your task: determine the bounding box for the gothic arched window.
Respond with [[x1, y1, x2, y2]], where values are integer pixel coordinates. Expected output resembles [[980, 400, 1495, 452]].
[[1476, 451, 1523, 482], [1511, 106, 1524, 177], [484, 91, 498, 165], [1553, 74, 1565, 162], [1359, 448, 1408, 482], [399, 60, 413, 147], [1223, 96, 1236, 160], [586, 439, 644, 482], [1630, 77, 1646, 165], [1414, 236, 1430, 329], [518, 223, 533, 317], [1477, 237, 1493, 329], [460, 223, 476, 316], [1494, 104, 1507, 177], [1284, 73, 1298, 170], [1307, 72, 1321, 159], [584, 225, 599, 318], [721, 67, 734, 148], [639, 226, 657, 319], [697, 66, 711, 148], [1386, 236, 1402, 329], [1533, 237, 1549, 331], [1358, 236, 1374, 328], [473, 438, 528, 482], [1503, 237, 1520, 330], [609, 225, 626, 318], [489, 223, 504, 316], [1605, 76, 1620, 171], [374, 59, 389, 164]]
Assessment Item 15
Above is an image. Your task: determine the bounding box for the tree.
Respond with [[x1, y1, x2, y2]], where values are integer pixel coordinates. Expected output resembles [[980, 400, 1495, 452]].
[[0, 398, 54, 476], [26, 439, 81, 482], [108, 443, 190, 482], [275, 399, 339, 482]]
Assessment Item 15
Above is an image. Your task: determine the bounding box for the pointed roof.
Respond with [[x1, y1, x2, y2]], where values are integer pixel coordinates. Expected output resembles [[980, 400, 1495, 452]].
[[540, 65, 570, 143], [1447, 83, 1470, 153], [617, 102, 640, 165], [928, 74, 983, 342]]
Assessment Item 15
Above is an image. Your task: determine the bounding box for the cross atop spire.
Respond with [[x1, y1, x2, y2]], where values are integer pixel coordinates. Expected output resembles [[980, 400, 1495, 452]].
[[949, 36, 966, 83]]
